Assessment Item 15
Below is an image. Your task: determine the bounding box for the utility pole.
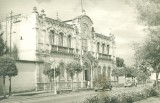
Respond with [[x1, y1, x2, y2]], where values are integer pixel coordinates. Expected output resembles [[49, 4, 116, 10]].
[[5, 16, 8, 45], [6, 11, 21, 57], [10, 11, 13, 57], [6, 11, 21, 96]]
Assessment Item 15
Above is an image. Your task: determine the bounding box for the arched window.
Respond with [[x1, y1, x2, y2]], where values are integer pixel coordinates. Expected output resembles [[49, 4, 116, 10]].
[[59, 33, 63, 46], [98, 66, 101, 76], [107, 45, 110, 54], [59, 61, 65, 78], [50, 30, 55, 45], [103, 66, 106, 76], [82, 39, 87, 51], [67, 35, 71, 48], [107, 66, 111, 79], [97, 42, 100, 53], [102, 43, 105, 54]]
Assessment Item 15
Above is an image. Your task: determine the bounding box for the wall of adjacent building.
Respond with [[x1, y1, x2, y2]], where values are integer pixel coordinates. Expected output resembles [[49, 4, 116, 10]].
[[0, 61, 36, 96], [0, 13, 37, 61]]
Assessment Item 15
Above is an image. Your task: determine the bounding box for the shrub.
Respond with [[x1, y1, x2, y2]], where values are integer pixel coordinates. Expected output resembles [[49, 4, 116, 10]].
[[79, 87, 159, 103]]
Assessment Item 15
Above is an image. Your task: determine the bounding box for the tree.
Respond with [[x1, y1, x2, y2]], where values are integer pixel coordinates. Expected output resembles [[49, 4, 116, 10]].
[[0, 26, 8, 56], [116, 57, 125, 67], [129, 0, 160, 90], [122, 67, 138, 82], [112, 67, 124, 83], [43, 62, 60, 91], [134, 34, 160, 90], [0, 55, 18, 97], [137, 70, 150, 85], [66, 61, 82, 90]]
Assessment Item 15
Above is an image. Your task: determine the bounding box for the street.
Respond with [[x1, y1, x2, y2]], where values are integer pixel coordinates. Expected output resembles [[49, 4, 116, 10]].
[[1, 87, 144, 103]]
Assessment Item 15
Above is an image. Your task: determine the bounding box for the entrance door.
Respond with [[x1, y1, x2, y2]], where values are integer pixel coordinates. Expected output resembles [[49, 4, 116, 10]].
[[84, 62, 90, 81], [85, 70, 88, 81]]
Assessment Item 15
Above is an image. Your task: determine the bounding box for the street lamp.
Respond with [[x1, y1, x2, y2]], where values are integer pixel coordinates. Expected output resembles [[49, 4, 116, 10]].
[[51, 60, 57, 94]]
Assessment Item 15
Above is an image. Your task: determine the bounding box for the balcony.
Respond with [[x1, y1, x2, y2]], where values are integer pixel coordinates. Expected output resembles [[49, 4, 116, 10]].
[[98, 53, 111, 60], [51, 45, 74, 55]]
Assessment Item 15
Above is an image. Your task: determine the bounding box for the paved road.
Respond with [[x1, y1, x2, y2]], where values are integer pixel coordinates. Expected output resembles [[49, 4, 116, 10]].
[[1, 87, 144, 103]]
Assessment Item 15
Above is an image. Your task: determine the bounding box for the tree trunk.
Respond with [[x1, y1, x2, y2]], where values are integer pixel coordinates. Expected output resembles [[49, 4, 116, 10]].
[[3, 76, 6, 97], [116, 76, 119, 83], [155, 73, 159, 90], [9, 76, 11, 96], [50, 77, 52, 92], [71, 78, 73, 90]]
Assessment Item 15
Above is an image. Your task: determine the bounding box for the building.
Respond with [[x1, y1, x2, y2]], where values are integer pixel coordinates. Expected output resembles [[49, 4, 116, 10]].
[[0, 7, 116, 94]]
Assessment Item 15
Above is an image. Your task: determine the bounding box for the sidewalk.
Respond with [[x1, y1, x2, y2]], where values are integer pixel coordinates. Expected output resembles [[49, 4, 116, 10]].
[[0, 91, 54, 103], [0, 88, 93, 103]]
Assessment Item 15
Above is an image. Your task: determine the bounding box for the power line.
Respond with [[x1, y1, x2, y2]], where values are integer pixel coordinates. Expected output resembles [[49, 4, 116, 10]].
[[6, 11, 21, 57]]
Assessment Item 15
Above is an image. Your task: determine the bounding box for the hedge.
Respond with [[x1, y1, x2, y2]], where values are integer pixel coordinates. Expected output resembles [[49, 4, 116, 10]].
[[78, 87, 159, 103]]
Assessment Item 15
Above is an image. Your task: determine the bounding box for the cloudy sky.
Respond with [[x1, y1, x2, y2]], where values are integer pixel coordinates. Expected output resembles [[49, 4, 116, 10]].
[[0, 0, 146, 66]]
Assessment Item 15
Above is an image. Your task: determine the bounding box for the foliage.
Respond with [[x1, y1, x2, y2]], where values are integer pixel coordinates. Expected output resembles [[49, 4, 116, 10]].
[[66, 61, 82, 90], [43, 62, 60, 79], [133, 32, 160, 90], [112, 67, 138, 79], [123, 67, 138, 78], [130, 0, 160, 90], [66, 61, 82, 80], [94, 74, 109, 87], [130, 0, 160, 26], [0, 55, 18, 77], [112, 67, 124, 83], [137, 69, 150, 83], [112, 67, 124, 77], [0, 32, 8, 56], [0, 55, 17, 96], [80, 87, 159, 103], [116, 57, 125, 67]]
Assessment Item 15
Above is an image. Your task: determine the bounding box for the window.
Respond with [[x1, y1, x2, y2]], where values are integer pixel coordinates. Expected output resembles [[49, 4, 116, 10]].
[[107, 45, 110, 54], [59, 62, 65, 78], [67, 35, 71, 48], [98, 66, 101, 76], [82, 39, 87, 51], [102, 43, 105, 54], [59, 33, 63, 46], [50, 30, 55, 45], [97, 42, 100, 53], [107, 67, 111, 79], [103, 66, 106, 76]]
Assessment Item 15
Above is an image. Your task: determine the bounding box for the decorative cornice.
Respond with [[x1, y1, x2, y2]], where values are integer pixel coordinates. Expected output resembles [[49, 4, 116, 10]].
[[95, 33, 110, 40]]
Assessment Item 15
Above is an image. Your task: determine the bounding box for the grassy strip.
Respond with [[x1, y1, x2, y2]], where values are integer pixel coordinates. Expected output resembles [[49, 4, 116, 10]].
[[79, 87, 159, 103]]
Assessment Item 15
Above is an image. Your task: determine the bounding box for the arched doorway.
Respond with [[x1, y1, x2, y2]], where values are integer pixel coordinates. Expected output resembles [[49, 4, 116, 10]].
[[83, 62, 91, 81]]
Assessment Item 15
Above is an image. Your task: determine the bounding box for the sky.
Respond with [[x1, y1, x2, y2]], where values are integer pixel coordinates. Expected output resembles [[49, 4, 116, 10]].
[[0, 0, 146, 66]]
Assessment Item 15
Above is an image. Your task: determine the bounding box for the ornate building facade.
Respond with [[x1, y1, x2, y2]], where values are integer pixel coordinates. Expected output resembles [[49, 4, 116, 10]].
[[0, 7, 116, 93]]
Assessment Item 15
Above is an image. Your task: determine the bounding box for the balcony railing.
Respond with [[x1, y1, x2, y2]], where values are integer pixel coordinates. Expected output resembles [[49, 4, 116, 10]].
[[98, 53, 111, 60], [51, 45, 74, 55], [58, 46, 68, 53], [69, 48, 74, 54]]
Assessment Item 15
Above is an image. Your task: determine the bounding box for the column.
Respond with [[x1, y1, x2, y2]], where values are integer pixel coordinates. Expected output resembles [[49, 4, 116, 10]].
[[90, 65, 93, 88], [64, 68, 67, 89], [80, 58, 84, 88]]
